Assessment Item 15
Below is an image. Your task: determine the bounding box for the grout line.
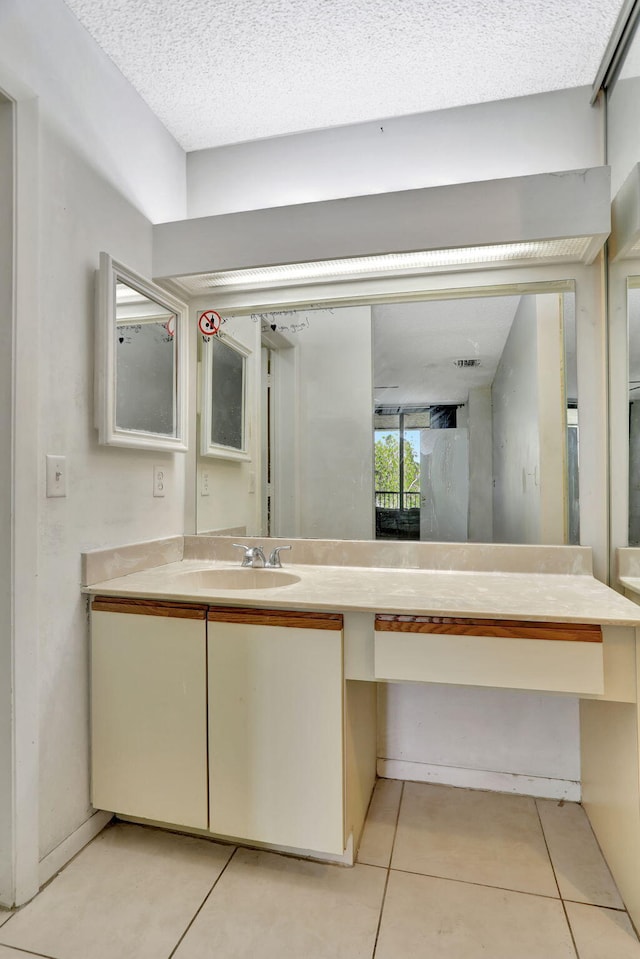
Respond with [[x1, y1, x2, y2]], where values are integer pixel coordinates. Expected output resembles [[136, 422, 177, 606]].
[[370, 781, 405, 959], [167, 846, 238, 959], [389, 864, 567, 902], [534, 800, 580, 959], [0, 945, 60, 959], [387, 780, 404, 869]]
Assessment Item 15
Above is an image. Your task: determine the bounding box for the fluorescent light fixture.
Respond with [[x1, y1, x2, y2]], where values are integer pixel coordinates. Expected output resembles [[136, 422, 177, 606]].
[[178, 238, 593, 293]]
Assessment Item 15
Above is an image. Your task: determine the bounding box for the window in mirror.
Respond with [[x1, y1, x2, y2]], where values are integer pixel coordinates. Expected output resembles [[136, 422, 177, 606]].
[[201, 332, 251, 460], [95, 253, 188, 451]]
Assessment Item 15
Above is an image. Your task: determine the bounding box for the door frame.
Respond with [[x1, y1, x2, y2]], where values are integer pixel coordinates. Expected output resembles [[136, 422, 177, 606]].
[[0, 67, 40, 908]]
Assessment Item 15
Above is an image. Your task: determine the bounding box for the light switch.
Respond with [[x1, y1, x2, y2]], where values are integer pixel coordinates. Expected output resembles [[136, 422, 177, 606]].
[[201, 471, 210, 496], [46, 454, 67, 497]]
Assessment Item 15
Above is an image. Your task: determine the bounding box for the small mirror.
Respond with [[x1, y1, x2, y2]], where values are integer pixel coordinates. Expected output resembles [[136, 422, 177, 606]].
[[201, 331, 251, 460], [95, 253, 188, 451]]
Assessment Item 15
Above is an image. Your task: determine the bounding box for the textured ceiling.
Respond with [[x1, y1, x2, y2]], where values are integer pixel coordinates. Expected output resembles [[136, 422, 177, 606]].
[[372, 295, 522, 406], [63, 0, 624, 151]]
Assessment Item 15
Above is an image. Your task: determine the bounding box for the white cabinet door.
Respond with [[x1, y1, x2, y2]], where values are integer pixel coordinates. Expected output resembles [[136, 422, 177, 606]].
[[208, 608, 344, 854], [91, 598, 208, 829]]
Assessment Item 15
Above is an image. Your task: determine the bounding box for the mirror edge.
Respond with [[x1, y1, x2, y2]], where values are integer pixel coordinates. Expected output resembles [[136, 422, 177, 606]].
[[95, 252, 189, 453]]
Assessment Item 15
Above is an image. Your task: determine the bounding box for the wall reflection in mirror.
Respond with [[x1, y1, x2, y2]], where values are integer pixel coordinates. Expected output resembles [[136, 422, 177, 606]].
[[197, 290, 578, 545], [629, 282, 640, 544]]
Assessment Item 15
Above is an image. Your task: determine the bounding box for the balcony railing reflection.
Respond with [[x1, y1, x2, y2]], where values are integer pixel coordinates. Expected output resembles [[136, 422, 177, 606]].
[[375, 491, 421, 509]]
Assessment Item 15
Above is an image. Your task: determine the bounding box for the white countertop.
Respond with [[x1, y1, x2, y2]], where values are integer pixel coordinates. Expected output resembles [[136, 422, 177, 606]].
[[85, 559, 640, 625]]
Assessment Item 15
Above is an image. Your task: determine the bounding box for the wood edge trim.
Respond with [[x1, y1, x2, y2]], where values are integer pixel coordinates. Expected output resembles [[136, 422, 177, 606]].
[[91, 597, 207, 620], [207, 606, 343, 630], [374, 615, 602, 643]]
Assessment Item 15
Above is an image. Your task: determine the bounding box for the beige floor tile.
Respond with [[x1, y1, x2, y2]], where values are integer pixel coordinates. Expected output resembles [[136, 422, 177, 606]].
[[0, 914, 11, 930], [356, 778, 403, 867], [376, 870, 576, 959], [391, 782, 558, 896], [173, 847, 387, 959], [0, 823, 234, 959], [566, 902, 640, 959], [537, 799, 624, 908]]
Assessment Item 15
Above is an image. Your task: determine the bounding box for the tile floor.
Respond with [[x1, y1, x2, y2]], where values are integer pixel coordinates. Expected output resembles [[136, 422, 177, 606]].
[[0, 780, 638, 958]]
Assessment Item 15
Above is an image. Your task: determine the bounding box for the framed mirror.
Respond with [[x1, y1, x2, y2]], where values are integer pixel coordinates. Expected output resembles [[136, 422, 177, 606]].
[[195, 286, 579, 545], [200, 331, 251, 460], [95, 253, 188, 451]]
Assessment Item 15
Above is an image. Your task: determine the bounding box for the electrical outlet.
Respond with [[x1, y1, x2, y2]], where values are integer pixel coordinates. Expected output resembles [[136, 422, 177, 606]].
[[248, 471, 255, 494], [201, 470, 210, 496], [153, 466, 166, 497], [46, 454, 67, 497]]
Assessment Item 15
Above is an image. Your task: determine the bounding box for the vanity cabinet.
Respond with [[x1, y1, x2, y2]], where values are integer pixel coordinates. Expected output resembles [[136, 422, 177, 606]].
[[90, 598, 372, 859], [207, 606, 345, 854], [90, 597, 209, 829]]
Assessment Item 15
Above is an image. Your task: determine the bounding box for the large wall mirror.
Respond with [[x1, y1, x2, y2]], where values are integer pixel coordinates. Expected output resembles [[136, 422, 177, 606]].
[[196, 286, 579, 545], [605, 11, 640, 561], [95, 253, 188, 451]]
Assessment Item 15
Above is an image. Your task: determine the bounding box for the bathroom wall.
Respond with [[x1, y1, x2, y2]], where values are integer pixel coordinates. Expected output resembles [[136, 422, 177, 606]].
[[0, 0, 188, 889], [607, 75, 640, 196], [279, 307, 373, 541], [0, 94, 14, 905], [492, 296, 542, 543], [187, 86, 603, 217], [492, 294, 565, 544], [467, 387, 493, 542]]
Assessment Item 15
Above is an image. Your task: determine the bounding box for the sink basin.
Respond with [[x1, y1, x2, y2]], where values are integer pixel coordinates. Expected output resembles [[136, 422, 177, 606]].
[[176, 568, 301, 590]]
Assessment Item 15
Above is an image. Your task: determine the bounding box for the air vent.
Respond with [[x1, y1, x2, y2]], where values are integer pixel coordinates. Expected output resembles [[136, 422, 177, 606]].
[[454, 358, 482, 368]]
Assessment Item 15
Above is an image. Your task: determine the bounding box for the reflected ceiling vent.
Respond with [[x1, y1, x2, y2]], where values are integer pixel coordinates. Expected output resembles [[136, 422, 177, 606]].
[[453, 358, 482, 368]]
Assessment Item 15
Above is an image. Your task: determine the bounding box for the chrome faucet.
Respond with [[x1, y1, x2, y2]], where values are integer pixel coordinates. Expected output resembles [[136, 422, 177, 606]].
[[232, 544, 266, 568], [265, 545, 292, 568]]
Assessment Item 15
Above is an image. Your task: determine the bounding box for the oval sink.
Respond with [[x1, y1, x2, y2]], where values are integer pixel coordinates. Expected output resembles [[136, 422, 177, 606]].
[[177, 568, 301, 591]]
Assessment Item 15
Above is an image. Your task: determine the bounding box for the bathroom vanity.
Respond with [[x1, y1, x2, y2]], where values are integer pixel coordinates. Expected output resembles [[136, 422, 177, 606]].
[[83, 535, 640, 874]]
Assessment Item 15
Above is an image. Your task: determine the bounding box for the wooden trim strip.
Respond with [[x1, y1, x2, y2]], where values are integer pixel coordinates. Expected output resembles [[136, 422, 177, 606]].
[[91, 596, 207, 620], [375, 614, 602, 643], [207, 606, 343, 630]]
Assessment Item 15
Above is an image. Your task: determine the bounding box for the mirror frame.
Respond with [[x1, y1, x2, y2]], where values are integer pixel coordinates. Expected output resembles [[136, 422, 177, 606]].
[[200, 331, 252, 461], [95, 252, 189, 452]]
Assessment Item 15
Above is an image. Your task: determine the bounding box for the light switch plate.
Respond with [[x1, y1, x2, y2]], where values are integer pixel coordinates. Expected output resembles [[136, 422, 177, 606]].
[[46, 454, 66, 497], [201, 470, 210, 496]]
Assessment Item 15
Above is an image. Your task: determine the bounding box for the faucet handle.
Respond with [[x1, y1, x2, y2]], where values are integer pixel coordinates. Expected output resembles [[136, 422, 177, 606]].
[[232, 543, 266, 568], [232, 543, 252, 567], [266, 545, 292, 568]]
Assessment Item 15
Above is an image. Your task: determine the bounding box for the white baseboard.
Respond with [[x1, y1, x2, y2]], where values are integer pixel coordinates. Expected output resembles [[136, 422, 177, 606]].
[[378, 758, 580, 801], [39, 810, 113, 888]]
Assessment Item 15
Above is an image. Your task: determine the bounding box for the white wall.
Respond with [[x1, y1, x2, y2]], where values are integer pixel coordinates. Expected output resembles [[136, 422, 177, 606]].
[[0, 0, 185, 223], [492, 297, 542, 543], [608, 76, 640, 197], [187, 87, 603, 217], [0, 0, 189, 892], [0, 94, 13, 904], [281, 308, 373, 540], [379, 684, 580, 798], [492, 294, 565, 544], [467, 387, 493, 542]]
